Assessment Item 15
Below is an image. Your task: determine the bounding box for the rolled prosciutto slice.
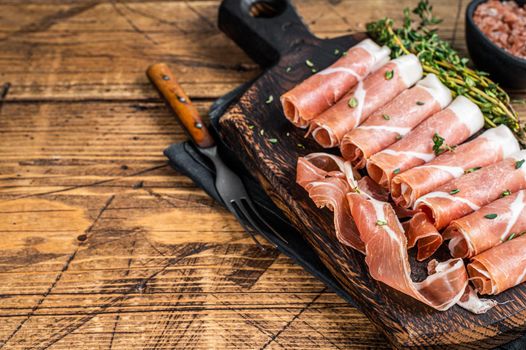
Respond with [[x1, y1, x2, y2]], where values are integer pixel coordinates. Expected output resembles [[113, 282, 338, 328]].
[[309, 54, 423, 148], [366, 95, 484, 188], [391, 125, 520, 208], [281, 39, 390, 128], [415, 149, 526, 230], [468, 234, 526, 295], [340, 73, 451, 168], [296, 153, 364, 252], [405, 212, 442, 261], [346, 193, 469, 311], [444, 190, 526, 259]]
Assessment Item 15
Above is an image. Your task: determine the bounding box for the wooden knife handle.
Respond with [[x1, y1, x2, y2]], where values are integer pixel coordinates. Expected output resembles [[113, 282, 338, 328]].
[[147, 63, 215, 148]]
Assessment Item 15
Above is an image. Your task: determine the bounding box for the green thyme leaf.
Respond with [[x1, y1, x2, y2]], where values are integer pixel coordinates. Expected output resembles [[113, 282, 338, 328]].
[[348, 97, 358, 108], [449, 189, 460, 195], [385, 70, 394, 80], [286, 66, 291, 72], [265, 95, 274, 104], [516, 159, 525, 169], [383, 114, 391, 120], [334, 49, 340, 55], [268, 138, 278, 144], [305, 59, 314, 68], [393, 168, 400, 175], [502, 189, 512, 197], [416, 101, 425, 105], [376, 219, 388, 226], [484, 213, 498, 219], [465, 166, 481, 174]]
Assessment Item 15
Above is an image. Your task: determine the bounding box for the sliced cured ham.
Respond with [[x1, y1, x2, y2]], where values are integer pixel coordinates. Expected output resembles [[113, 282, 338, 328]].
[[296, 153, 364, 251], [346, 193, 468, 311], [309, 54, 423, 148], [456, 285, 498, 314], [366, 95, 484, 188], [391, 125, 520, 208], [340, 73, 451, 168], [468, 234, 526, 295], [415, 149, 526, 230], [281, 39, 390, 128], [444, 190, 526, 259], [405, 212, 442, 261]]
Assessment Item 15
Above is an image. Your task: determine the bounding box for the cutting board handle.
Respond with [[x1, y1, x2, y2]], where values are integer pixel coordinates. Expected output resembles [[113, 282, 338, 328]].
[[218, 0, 316, 68]]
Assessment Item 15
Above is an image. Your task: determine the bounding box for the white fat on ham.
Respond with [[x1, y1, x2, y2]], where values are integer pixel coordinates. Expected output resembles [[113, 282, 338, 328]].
[[353, 38, 391, 72], [417, 73, 452, 109], [479, 124, 520, 158], [391, 54, 423, 88], [447, 95, 485, 135]]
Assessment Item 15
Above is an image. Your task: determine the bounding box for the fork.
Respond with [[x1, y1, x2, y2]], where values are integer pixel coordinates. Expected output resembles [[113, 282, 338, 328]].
[[147, 63, 287, 250]]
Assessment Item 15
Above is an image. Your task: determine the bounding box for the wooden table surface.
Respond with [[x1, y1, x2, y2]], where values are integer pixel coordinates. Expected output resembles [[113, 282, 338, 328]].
[[1, 1, 525, 349]]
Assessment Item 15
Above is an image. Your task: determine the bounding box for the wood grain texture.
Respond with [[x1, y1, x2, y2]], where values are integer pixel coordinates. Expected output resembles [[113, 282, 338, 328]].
[[217, 1, 526, 349], [0, 0, 523, 349]]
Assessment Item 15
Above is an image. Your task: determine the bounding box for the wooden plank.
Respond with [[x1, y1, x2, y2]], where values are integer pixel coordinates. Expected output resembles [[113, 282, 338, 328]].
[[0, 99, 388, 348], [0, 0, 462, 101]]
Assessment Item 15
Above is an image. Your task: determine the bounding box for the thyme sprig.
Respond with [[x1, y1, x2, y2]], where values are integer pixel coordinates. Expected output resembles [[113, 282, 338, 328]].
[[366, 0, 524, 144]]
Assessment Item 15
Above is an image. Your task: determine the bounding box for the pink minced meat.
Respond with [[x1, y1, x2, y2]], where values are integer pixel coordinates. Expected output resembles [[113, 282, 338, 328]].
[[473, 0, 526, 59]]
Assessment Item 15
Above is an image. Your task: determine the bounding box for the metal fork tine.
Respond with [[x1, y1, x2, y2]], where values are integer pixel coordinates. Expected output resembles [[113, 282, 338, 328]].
[[241, 198, 288, 244], [229, 201, 268, 252], [235, 199, 284, 248]]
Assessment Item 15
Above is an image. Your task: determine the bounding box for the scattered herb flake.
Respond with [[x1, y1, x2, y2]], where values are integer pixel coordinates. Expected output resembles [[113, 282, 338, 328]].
[[297, 143, 305, 149], [311, 68, 317, 73], [393, 168, 400, 175], [342, 51, 348, 56], [268, 138, 278, 144], [348, 97, 358, 108], [396, 134, 402, 140], [385, 70, 394, 80], [383, 114, 391, 120], [502, 189, 512, 197], [376, 219, 388, 226], [484, 213, 498, 219], [432, 132, 455, 155], [286, 66, 291, 72], [516, 159, 525, 169], [265, 95, 274, 104], [260, 129, 265, 136], [465, 166, 481, 174], [416, 101, 425, 105], [334, 49, 340, 55], [305, 59, 314, 68], [508, 233, 516, 241], [449, 189, 460, 195], [286, 132, 290, 137], [248, 125, 255, 130]]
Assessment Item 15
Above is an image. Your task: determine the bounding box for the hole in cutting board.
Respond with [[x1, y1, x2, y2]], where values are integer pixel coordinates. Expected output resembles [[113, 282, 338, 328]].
[[247, 0, 286, 18]]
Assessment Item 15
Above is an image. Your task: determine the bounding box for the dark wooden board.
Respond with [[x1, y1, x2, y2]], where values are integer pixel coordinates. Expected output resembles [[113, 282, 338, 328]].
[[216, 0, 526, 348]]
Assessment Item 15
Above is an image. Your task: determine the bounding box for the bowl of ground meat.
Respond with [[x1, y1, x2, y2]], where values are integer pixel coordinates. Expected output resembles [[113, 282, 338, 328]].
[[466, 0, 526, 88]]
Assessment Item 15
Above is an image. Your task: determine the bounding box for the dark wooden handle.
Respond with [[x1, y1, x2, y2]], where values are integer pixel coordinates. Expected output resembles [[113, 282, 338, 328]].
[[218, 0, 316, 68], [147, 63, 215, 148]]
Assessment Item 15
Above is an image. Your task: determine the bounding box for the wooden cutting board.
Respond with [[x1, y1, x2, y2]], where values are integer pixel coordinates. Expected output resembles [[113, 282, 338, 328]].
[[217, 0, 526, 348]]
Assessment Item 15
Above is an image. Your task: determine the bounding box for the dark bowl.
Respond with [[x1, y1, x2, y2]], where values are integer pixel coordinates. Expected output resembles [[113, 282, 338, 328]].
[[465, 0, 526, 89]]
